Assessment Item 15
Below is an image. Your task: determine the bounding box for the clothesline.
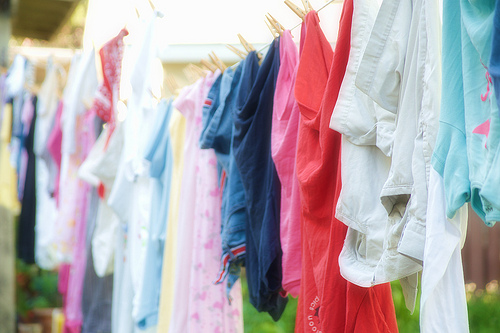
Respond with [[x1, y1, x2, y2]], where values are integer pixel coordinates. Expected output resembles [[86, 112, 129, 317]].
[[257, 0, 341, 53]]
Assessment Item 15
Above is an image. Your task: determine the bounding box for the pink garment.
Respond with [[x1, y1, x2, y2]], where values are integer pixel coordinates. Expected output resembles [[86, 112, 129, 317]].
[[169, 72, 243, 333], [47, 102, 63, 205], [93, 28, 128, 143], [271, 30, 302, 297], [18, 93, 35, 200], [56, 109, 96, 333], [58, 263, 70, 303]]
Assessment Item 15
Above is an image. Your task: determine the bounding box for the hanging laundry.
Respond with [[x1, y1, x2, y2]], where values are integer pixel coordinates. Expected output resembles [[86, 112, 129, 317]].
[[0, 86, 21, 214], [199, 61, 247, 297], [479, 0, 500, 223], [135, 98, 174, 329], [34, 61, 64, 270], [82, 29, 128, 267], [331, 0, 394, 294], [168, 70, 243, 333], [233, 40, 288, 321], [54, 48, 97, 263], [156, 107, 187, 332], [17, 95, 36, 264], [294, 9, 344, 331], [55, 47, 98, 333], [78, 122, 123, 277], [432, 0, 496, 223], [106, 11, 166, 333], [5, 55, 31, 191], [420, 168, 469, 332], [93, 28, 128, 145], [271, 29, 302, 298], [81, 190, 113, 333], [46, 102, 63, 205], [294, 6, 398, 332]]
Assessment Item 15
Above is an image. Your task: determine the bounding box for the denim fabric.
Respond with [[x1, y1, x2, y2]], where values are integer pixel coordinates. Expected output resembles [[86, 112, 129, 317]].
[[199, 66, 248, 297], [233, 41, 288, 321]]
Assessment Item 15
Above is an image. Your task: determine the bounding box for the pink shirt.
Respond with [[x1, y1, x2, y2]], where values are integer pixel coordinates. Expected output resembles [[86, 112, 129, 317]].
[[47, 101, 63, 204], [270, 30, 302, 298], [169, 71, 243, 333], [60, 110, 96, 333]]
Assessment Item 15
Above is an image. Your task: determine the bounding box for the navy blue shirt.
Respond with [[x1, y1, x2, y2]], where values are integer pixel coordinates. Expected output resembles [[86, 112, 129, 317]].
[[233, 40, 288, 321]]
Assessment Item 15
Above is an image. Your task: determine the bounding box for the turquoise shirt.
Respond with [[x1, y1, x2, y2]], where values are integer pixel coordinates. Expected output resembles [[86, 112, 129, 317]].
[[433, 0, 498, 225]]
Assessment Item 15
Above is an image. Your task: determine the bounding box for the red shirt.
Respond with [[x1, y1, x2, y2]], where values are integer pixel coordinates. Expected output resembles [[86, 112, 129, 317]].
[[294, 4, 398, 332]]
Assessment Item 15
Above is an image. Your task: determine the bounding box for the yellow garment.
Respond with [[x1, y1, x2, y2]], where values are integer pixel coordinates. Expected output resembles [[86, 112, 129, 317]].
[[0, 104, 21, 215], [157, 109, 186, 331]]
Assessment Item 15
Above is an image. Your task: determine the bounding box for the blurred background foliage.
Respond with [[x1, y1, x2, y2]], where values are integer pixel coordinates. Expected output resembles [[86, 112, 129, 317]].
[[242, 275, 500, 333], [16, 260, 500, 331]]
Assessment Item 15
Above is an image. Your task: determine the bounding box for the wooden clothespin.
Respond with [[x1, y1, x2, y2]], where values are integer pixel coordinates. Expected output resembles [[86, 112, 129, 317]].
[[226, 44, 247, 59], [265, 19, 279, 38], [147, 0, 156, 11], [284, 0, 306, 20], [237, 34, 262, 59], [268, 13, 285, 32], [165, 75, 180, 95], [183, 65, 198, 84], [301, 0, 314, 12], [266, 13, 284, 37], [208, 52, 227, 73], [237, 34, 256, 53], [184, 64, 206, 83], [201, 59, 217, 73], [189, 63, 207, 77], [149, 87, 161, 103]]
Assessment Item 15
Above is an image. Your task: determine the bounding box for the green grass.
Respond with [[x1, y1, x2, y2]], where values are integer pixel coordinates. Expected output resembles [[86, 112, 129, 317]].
[[242, 276, 500, 333], [241, 272, 297, 333]]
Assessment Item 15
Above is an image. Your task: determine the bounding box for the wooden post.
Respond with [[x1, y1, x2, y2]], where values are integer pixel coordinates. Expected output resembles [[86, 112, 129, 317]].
[[0, 206, 15, 333], [0, 3, 15, 333]]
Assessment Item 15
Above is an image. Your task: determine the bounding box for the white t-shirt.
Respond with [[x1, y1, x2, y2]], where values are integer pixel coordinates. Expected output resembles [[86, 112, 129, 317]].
[[78, 123, 124, 277], [420, 168, 469, 332], [34, 63, 62, 270], [108, 12, 160, 331]]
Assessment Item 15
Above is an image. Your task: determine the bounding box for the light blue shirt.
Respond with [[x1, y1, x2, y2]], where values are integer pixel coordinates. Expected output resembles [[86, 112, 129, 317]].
[[433, 0, 498, 224], [135, 99, 174, 329]]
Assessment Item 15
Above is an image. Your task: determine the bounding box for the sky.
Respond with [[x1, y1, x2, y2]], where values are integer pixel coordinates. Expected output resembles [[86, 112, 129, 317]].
[[83, 0, 343, 52]]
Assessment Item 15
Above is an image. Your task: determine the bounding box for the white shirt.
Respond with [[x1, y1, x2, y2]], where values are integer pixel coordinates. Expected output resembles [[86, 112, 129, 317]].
[[34, 63, 62, 270], [420, 168, 469, 333]]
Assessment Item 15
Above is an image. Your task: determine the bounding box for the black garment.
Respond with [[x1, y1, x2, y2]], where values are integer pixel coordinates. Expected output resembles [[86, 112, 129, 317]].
[[17, 96, 36, 264], [233, 40, 288, 321]]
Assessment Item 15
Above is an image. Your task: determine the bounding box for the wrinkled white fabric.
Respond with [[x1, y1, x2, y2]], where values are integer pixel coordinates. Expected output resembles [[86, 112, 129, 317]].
[[420, 168, 469, 333], [337, 0, 443, 312], [332, 0, 422, 305], [34, 62, 63, 270], [61, 49, 98, 155], [78, 124, 124, 277], [108, 12, 160, 332]]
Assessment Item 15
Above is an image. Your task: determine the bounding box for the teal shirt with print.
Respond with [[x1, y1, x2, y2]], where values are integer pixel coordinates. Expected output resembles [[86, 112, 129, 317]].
[[432, 0, 499, 225]]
